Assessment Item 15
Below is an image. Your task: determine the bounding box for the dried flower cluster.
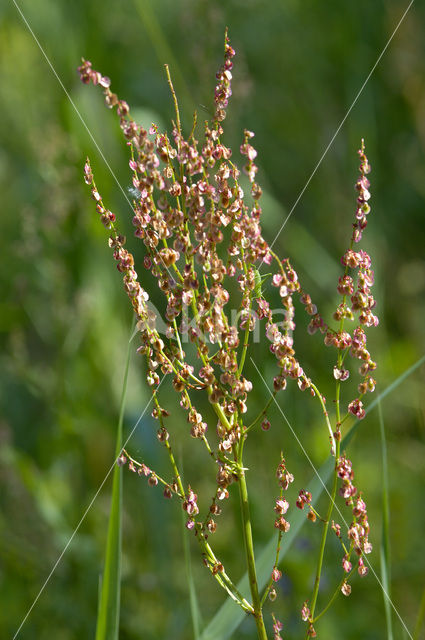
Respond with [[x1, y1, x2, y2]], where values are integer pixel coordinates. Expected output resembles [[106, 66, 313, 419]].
[[79, 31, 379, 640]]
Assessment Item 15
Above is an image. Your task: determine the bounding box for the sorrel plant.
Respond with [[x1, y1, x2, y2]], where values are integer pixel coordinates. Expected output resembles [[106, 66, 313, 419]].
[[79, 30, 378, 640]]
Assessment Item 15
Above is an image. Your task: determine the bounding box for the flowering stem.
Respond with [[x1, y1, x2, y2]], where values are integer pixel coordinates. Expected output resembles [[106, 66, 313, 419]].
[[80, 50, 378, 640], [237, 457, 269, 639], [307, 436, 341, 632]]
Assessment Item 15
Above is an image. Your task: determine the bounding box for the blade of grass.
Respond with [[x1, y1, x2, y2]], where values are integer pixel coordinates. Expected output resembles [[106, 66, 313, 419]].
[[95, 318, 135, 640], [200, 354, 425, 640], [378, 399, 393, 640]]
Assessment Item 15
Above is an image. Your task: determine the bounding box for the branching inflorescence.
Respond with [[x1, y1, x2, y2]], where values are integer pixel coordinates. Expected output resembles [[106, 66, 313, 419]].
[[79, 29, 378, 640]]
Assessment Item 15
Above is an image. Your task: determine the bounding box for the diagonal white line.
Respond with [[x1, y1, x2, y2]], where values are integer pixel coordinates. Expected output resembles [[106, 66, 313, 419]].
[[11, 0, 175, 282], [264, 0, 415, 263], [9, 2, 184, 633], [11, 0, 134, 210], [8, 4, 175, 634], [12, 388, 158, 640], [11, 0, 416, 635], [250, 358, 413, 638]]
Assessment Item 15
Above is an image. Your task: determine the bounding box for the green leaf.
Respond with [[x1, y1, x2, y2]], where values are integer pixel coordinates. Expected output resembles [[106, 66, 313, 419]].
[[200, 354, 425, 640], [95, 318, 134, 640]]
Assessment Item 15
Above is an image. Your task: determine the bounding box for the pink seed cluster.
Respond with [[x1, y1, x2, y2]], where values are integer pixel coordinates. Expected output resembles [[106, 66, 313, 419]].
[[274, 458, 293, 533]]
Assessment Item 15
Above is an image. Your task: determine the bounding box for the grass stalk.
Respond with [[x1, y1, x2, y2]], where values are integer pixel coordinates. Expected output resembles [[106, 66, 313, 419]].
[[95, 317, 134, 640]]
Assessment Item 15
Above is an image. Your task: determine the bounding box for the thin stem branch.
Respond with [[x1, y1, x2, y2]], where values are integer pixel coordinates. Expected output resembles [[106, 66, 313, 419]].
[[310, 382, 336, 454], [260, 529, 283, 608], [164, 64, 181, 137], [198, 534, 254, 614], [245, 394, 275, 433], [312, 568, 356, 623]]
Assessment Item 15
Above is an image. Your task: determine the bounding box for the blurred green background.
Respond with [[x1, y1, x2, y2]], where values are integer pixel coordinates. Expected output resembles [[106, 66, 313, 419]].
[[1, 1, 424, 638]]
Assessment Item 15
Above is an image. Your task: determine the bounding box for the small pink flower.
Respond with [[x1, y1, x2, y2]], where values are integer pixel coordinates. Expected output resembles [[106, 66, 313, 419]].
[[342, 554, 352, 573], [363, 541, 373, 554], [274, 516, 290, 532], [261, 417, 271, 431], [273, 618, 283, 633], [301, 602, 311, 621], [274, 498, 290, 515], [353, 497, 367, 517], [296, 489, 312, 510], [333, 366, 350, 381], [358, 557, 369, 577], [348, 398, 365, 420], [117, 453, 128, 468], [271, 567, 282, 582]]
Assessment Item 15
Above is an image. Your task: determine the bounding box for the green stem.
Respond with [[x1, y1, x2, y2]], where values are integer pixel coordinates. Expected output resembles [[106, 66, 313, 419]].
[[238, 466, 269, 639], [164, 64, 181, 137], [308, 436, 341, 627], [310, 382, 336, 453], [206, 386, 233, 432]]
